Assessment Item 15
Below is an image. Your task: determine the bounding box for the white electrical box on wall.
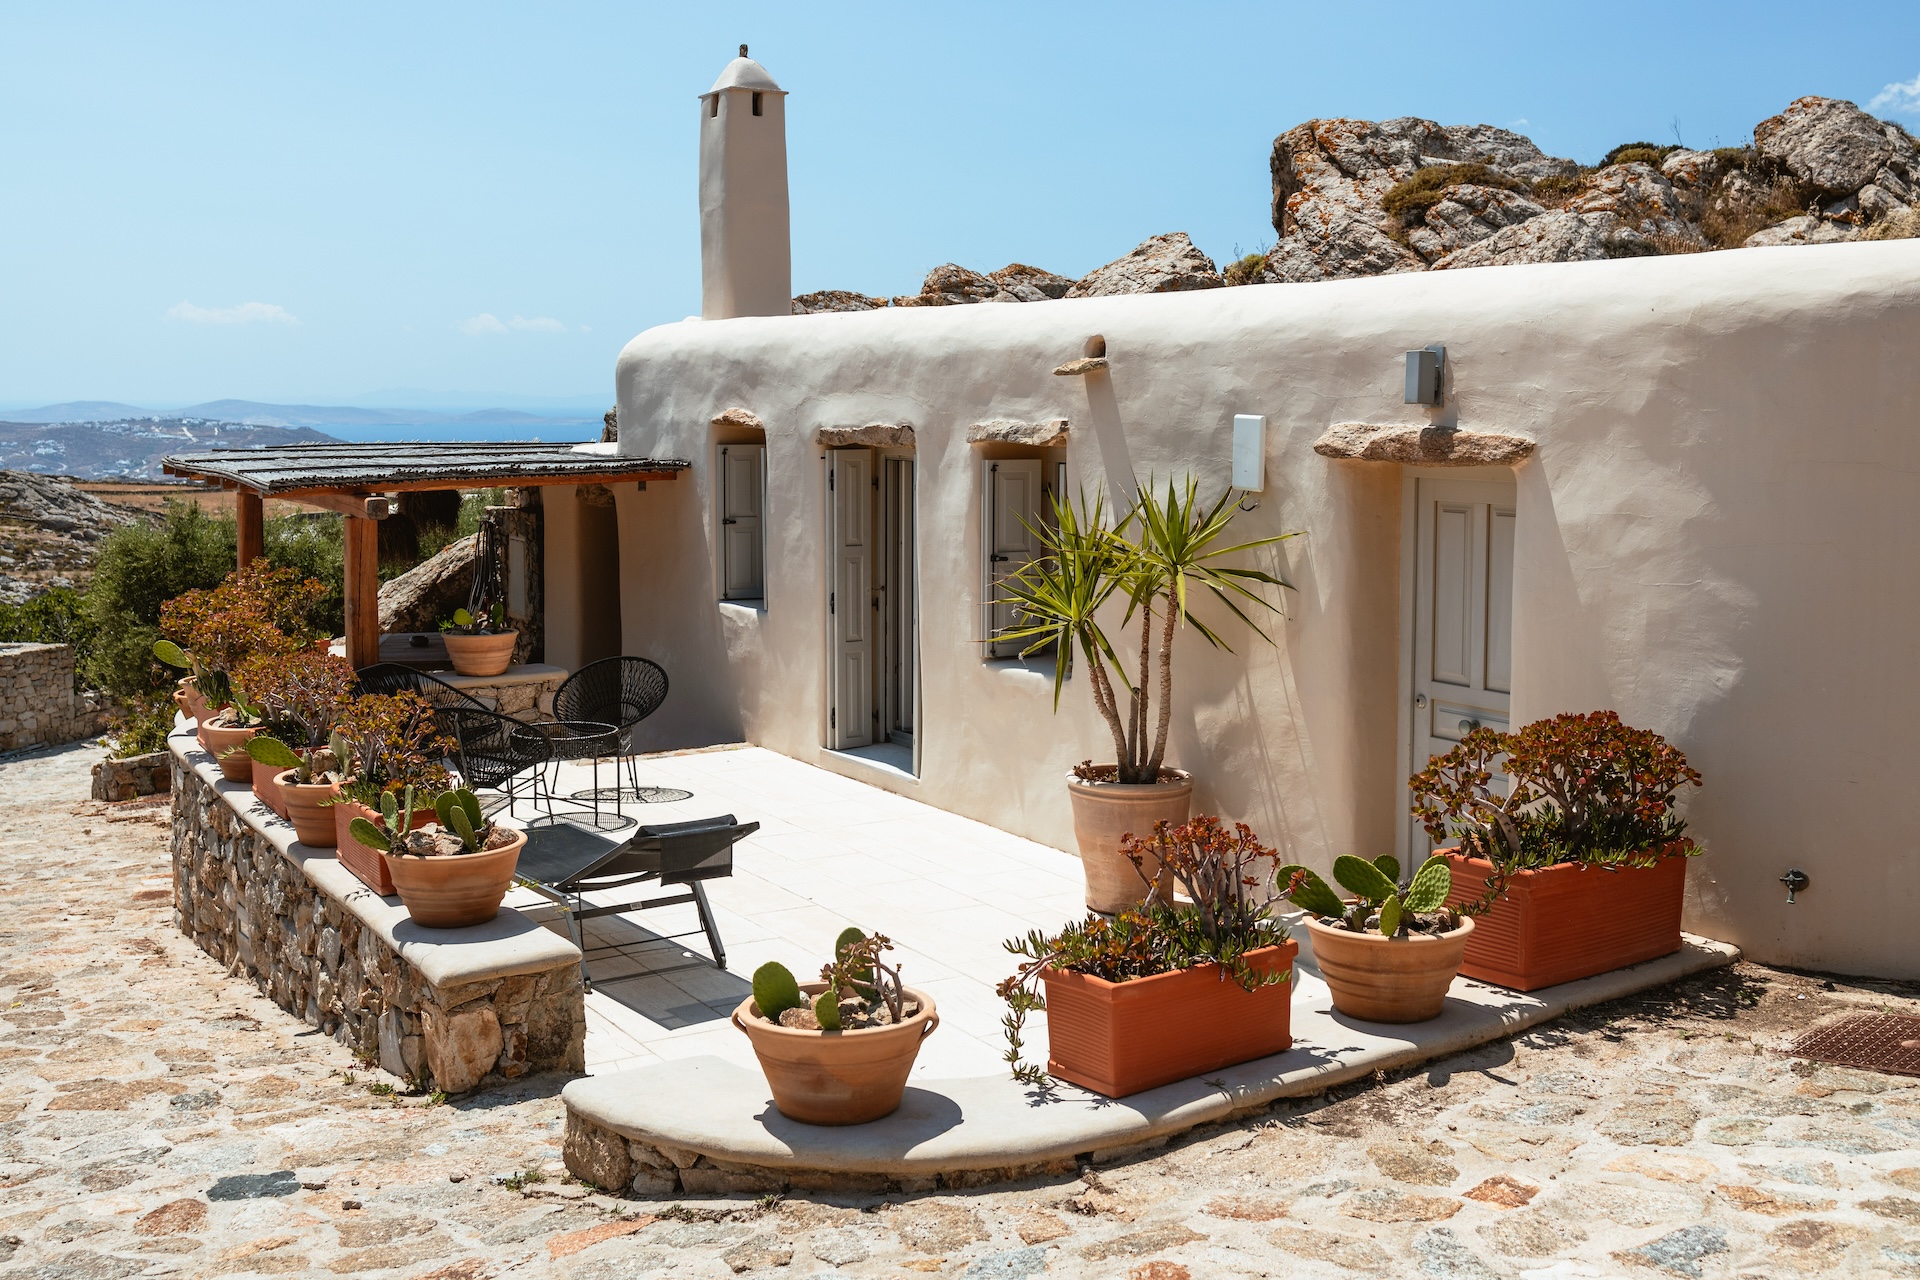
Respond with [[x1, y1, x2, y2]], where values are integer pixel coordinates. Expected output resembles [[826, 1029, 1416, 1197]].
[[1232, 414, 1266, 491]]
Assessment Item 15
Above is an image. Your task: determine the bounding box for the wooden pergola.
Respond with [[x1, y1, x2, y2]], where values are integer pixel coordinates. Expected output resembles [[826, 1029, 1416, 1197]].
[[160, 442, 689, 668]]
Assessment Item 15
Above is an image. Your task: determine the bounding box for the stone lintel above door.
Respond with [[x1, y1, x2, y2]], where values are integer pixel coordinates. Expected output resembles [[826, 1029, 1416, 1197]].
[[1313, 423, 1535, 466], [815, 422, 915, 448], [966, 418, 1069, 447]]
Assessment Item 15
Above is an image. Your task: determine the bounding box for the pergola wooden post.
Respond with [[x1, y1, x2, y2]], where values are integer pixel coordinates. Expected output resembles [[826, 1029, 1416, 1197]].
[[235, 491, 263, 568], [343, 515, 380, 670]]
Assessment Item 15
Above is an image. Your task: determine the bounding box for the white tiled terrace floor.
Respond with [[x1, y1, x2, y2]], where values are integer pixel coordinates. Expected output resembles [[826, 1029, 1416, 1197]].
[[497, 746, 1087, 1082]]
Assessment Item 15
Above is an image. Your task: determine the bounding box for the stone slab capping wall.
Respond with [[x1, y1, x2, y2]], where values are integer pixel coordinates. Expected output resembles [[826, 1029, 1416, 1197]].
[[169, 740, 585, 1093], [0, 642, 110, 751]]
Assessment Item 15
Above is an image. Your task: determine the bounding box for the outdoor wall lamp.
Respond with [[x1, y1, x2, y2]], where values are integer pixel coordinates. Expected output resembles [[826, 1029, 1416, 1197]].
[[1405, 345, 1447, 406]]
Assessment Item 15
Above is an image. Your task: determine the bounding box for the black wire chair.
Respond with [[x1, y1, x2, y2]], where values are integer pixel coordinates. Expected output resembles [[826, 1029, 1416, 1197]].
[[551, 657, 669, 798], [353, 663, 547, 812]]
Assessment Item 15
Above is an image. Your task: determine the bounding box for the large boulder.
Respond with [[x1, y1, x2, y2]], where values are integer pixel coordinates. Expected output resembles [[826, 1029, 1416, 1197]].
[[1741, 215, 1859, 248], [793, 290, 884, 314], [378, 534, 476, 634], [989, 263, 1074, 301], [1405, 184, 1548, 262], [1066, 232, 1224, 297], [1755, 96, 1898, 197], [1567, 162, 1705, 248], [1432, 211, 1626, 270]]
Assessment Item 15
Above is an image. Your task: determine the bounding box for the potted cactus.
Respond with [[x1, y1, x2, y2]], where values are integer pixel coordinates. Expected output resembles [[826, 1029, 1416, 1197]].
[[439, 603, 517, 677], [237, 651, 356, 831], [1410, 711, 1703, 991], [331, 692, 451, 893], [1281, 854, 1469, 1023], [999, 816, 1296, 1097], [995, 481, 1298, 914], [348, 786, 526, 928], [732, 929, 937, 1125]]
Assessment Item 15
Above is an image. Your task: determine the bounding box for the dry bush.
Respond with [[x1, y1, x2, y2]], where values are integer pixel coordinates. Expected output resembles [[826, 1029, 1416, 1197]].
[[1864, 207, 1920, 241], [1699, 160, 1818, 249]]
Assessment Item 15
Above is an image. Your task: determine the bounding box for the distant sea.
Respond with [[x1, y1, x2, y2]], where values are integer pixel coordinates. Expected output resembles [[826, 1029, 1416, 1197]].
[[302, 421, 601, 445]]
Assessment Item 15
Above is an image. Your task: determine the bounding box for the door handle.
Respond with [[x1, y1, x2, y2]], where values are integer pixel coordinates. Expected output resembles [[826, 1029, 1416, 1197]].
[[1459, 718, 1481, 735], [989, 554, 1009, 562], [722, 517, 737, 525]]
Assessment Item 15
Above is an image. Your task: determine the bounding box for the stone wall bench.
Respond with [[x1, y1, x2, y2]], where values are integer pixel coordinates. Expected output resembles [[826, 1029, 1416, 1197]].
[[167, 727, 584, 1094]]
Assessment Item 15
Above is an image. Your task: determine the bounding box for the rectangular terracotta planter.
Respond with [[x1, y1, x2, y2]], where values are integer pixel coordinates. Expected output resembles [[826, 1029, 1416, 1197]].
[[332, 799, 433, 897], [1040, 941, 1297, 1098], [1443, 850, 1687, 992]]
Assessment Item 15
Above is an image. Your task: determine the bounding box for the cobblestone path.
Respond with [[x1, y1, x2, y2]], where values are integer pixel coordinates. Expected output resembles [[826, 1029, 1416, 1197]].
[[5, 740, 1920, 1278]]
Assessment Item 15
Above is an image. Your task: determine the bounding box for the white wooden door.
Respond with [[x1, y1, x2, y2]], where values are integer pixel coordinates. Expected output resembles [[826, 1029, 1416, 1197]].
[[982, 459, 1043, 657], [717, 444, 764, 600], [827, 448, 874, 749], [1408, 476, 1516, 858], [880, 457, 917, 744]]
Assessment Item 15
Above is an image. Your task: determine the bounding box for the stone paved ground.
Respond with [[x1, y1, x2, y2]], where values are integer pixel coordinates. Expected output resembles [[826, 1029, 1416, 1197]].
[[6, 739, 1920, 1280]]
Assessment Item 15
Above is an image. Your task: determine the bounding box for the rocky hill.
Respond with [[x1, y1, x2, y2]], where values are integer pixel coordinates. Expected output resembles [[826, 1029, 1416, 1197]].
[[0, 471, 154, 603], [799, 95, 1919, 310], [0, 417, 336, 480]]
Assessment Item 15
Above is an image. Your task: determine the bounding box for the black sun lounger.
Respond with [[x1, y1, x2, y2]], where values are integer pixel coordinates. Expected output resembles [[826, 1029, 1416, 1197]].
[[514, 815, 757, 989]]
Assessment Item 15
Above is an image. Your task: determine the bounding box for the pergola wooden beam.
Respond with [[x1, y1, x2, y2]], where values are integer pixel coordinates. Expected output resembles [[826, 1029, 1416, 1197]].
[[235, 491, 263, 568], [343, 516, 380, 670], [273, 471, 680, 498]]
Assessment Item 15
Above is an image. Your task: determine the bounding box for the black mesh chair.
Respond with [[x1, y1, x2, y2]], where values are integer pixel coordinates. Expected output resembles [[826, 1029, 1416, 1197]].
[[354, 663, 547, 811], [550, 657, 668, 798]]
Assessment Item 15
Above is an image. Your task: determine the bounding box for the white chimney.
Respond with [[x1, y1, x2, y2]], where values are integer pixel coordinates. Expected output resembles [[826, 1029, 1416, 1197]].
[[698, 45, 790, 320]]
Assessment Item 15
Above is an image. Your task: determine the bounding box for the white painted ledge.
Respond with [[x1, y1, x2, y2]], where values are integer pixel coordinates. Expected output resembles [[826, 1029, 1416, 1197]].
[[435, 663, 567, 691], [564, 935, 1738, 1176], [169, 728, 580, 990]]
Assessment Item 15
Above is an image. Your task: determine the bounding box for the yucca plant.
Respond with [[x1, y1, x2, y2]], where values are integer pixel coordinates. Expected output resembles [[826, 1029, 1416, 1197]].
[[995, 478, 1299, 784], [1280, 853, 1457, 938]]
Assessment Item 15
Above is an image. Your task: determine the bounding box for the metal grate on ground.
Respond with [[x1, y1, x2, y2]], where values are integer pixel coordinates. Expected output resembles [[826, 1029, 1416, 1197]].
[[1790, 1011, 1920, 1078]]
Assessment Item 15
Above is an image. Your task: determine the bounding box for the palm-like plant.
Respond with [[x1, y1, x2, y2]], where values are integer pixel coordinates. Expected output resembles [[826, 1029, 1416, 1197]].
[[995, 477, 1300, 784]]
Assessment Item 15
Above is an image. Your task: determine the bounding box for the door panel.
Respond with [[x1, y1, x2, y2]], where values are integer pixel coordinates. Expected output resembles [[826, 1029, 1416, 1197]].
[[1408, 477, 1517, 859], [983, 459, 1043, 657], [719, 444, 764, 599], [827, 449, 874, 749]]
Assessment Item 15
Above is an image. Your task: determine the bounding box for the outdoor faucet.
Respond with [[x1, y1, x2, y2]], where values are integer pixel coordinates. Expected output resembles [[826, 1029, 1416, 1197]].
[[1780, 869, 1809, 904]]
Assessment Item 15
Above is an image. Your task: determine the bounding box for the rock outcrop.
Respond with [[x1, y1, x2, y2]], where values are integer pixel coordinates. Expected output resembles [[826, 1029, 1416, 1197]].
[[1066, 232, 1224, 297], [377, 534, 476, 634]]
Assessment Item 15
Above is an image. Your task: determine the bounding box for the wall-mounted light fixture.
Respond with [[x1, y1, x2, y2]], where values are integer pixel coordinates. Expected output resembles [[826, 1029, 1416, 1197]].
[[1232, 414, 1266, 491], [1405, 345, 1447, 406]]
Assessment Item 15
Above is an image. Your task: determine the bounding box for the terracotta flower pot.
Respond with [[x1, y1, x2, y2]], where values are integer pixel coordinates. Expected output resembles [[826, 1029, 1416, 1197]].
[[383, 827, 527, 928], [178, 678, 213, 726], [333, 798, 434, 895], [1040, 941, 1297, 1098], [1442, 850, 1688, 991], [442, 630, 518, 677], [1066, 768, 1194, 914], [733, 982, 938, 1125], [278, 770, 341, 847], [1306, 914, 1473, 1024], [253, 762, 291, 819], [199, 717, 259, 783]]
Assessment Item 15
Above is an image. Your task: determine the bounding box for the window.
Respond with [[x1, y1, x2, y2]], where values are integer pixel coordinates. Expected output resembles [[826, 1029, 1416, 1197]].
[[708, 95, 718, 119], [751, 91, 763, 116], [982, 459, 1045, 658], [717, 443, 765, 601]]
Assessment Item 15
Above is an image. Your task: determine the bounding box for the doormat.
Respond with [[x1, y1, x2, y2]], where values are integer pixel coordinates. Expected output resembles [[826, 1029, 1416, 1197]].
[[1790, 1011, 1920, 1078]]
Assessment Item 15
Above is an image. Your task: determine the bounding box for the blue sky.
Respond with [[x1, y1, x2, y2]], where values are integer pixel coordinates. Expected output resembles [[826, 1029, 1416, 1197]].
[[3, 2, 1917, 409]]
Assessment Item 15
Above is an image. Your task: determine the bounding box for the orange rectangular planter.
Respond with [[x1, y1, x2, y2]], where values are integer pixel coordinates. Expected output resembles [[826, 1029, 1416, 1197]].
[[332, 800, 433, 897], [1039, 941, 1297, 1098], [1442, 850, 1687, 992]]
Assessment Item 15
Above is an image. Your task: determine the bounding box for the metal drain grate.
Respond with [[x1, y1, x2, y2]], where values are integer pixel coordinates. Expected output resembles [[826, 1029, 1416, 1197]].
[[1790, 1012, 1920, 1078]]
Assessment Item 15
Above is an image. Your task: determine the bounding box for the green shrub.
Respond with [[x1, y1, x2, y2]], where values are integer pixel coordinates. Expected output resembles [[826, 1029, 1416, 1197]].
[[1222, 252, 1268, 287], [82, 502, 236, 696], [265, 513, 345, 634], [1382, 163, 1523, 226], [105, 694, 174, 758], [1600, 141, 1677, 167], [456, 489, 506, 539], [1531, 173, 1589, 206], [0, 586, 97, 686]]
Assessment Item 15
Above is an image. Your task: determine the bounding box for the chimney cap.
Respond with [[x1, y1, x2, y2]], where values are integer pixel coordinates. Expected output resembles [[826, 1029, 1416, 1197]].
[[703, 48, 783, 96]]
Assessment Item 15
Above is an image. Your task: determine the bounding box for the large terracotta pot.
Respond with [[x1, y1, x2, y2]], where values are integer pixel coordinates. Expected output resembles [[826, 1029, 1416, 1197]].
[[383, 827, 527, 928], [1306, 914, 1473, 1024], [1442, 850, 1687, 992], [733, 982, 938, 1125], [1066, 768, 1194, 914], [1040, 941, 1297, 1098], [333, 798, 434, 895], [278, 770, 341, 847], [199, 717, 259, 783], [442, 630, 518, 677], [178, 678, 214, 726]]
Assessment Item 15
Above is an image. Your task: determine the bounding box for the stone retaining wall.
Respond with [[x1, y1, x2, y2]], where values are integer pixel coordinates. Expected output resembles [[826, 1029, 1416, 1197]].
[[562, 1113, 1080, 1197], [0, 642, 111, 751], [92, 749, 171, 800], [171, 758, 585, 1093]]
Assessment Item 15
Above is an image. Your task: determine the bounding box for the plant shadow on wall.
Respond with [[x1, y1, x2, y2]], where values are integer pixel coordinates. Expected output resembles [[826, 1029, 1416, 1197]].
[[993, 477, 1300, 913]]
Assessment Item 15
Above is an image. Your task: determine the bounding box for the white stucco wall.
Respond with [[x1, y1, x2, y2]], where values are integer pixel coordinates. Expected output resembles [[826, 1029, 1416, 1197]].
[[611, 239, 1920, 980]]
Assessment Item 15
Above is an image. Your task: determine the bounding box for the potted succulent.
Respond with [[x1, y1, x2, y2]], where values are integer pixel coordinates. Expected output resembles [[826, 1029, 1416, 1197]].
[[155, 562, 323, 752], [733, 929, 937, 1125], [348, 786, 526, 928], [240, 651, 357, 841], [997, 481, 1298, 913], [999, 816, 1296, 1097], [331, 691, 451, 894], [439, 602, 517, 677], [1280, 854, 1469, 1023], [1410, 710, 1703, 991]]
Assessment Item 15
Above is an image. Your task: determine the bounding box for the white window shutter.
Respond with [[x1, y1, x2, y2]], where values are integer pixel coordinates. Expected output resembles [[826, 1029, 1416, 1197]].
[[983, 459, 1043, 658], [827, 448, 874, 748], [718, 444, 764, 600]]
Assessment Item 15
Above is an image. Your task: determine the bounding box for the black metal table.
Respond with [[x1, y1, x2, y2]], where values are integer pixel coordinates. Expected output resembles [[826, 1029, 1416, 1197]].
[[509, 719, 632, 831]]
